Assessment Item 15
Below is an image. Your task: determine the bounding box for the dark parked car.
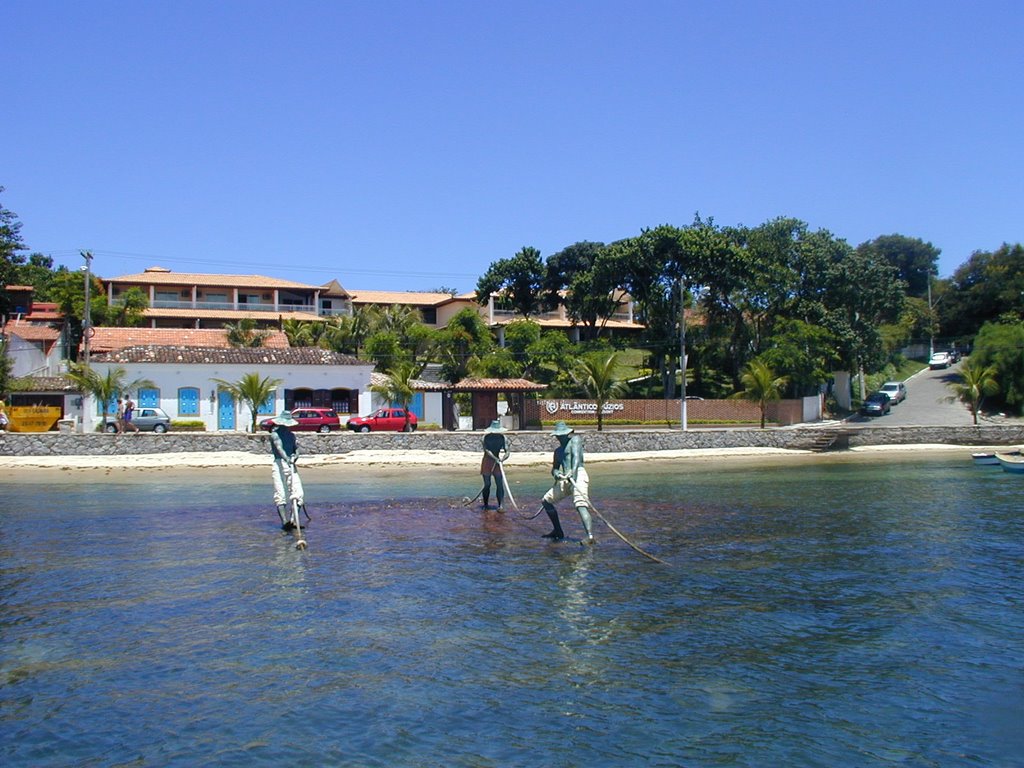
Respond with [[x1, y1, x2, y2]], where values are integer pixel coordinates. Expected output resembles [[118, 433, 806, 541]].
[[260, 407, 341, 433], [346, 408, 418, 432], [104, 407, 172, 433], [860, 392, 892, 417]]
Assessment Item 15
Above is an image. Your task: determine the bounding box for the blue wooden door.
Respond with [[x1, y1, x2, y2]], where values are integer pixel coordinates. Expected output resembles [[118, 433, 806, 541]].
[[217, 390, 236, 430]]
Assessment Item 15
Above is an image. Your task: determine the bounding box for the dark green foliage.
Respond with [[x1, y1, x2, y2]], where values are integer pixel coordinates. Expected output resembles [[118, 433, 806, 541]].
[[970, 322, 1024, 414]]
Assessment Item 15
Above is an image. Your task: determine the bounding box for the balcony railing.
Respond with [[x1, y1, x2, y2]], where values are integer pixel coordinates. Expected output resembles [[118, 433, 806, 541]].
[[146, 299, 318, 313], [492, 308, 565, 321]]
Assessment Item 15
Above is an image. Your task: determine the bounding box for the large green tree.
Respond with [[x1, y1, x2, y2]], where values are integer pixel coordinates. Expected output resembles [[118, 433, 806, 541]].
[[969, 321, 1024, 414], [475, 246, 546, 318], [0, 188, 28, 320], [435, 308, 495, 383], [940, 243, 1024, 339], [856, 234, 940, 299], [545, 241, 625, 339]]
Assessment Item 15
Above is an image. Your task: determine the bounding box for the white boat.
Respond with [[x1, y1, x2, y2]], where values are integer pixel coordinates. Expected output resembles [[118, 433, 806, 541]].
[[995, 453, 1024, 474], [972, 452, 1000, 465]]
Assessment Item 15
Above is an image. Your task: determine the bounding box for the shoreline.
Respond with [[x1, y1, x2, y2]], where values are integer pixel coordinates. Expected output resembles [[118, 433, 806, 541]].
[[0, 443, 988, 479]]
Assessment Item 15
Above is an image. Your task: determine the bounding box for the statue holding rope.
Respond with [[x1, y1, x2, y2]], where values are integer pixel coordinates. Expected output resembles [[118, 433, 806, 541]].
[[540, 421, 594, 544]]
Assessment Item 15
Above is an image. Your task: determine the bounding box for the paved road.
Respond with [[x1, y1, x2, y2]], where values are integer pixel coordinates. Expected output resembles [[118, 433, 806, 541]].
[[851, 361, 976, 426]]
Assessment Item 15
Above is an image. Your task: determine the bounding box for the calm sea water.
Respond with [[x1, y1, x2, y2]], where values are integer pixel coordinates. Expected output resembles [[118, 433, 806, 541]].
[[1, 454, 1022, 767]]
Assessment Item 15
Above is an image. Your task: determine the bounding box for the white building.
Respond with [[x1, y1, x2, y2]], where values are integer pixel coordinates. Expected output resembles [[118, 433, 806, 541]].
[[83, 346, 373, 433]]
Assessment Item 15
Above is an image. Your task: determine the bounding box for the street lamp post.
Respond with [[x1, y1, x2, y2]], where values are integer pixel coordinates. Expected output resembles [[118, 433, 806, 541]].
[[81, 251, 93, 368]]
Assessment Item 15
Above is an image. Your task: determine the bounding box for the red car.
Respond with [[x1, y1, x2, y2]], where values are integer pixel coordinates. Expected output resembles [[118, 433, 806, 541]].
[[346, 407, 418, 432], [260, 407, 341, 433]]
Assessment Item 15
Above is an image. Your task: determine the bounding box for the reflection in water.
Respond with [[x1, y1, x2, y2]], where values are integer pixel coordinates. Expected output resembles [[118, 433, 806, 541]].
[[1, 456, 1022, 766]]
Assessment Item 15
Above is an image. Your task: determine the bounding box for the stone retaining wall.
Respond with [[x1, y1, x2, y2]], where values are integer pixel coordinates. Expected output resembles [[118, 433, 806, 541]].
[[3, 424, 1023, 458]]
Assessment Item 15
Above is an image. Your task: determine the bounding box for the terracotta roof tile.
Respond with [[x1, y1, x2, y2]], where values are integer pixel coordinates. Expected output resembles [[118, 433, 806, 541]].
[[454, 378, 547, 392], [88, 327, 290, 353], [4, 324, 60, 341], [12, 375, 78, 392], [349, 289, 457, 306], [107, 269, 320, 290], [91, 345, 364, 366]]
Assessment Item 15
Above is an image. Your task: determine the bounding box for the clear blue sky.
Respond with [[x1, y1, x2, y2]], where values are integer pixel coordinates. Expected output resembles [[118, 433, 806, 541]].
[[4, 1, 1022, 291]]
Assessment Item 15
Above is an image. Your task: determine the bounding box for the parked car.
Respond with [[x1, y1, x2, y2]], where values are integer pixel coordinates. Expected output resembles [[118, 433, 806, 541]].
[[929, 352, 952, 369], [104, 407, 172, 433], [346, 407, 418, 432], [860, 392, 892, 417], [260, 407, 341, 433], [879, 381, 907, 405]]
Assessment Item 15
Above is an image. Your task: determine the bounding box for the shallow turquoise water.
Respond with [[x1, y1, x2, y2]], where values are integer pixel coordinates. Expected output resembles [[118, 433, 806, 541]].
[[1, 455, 1022, 766]]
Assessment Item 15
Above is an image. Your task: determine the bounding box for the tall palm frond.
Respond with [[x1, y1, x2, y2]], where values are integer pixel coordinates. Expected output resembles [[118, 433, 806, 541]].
[[731, 359, 788, 428], [370, 360, 420, 431], [211, 372, 283, 433], [572, 352, 627, 431], [949, 359, 999, 425], [224, 318, 271, 348], [66, 363, 156, 430]]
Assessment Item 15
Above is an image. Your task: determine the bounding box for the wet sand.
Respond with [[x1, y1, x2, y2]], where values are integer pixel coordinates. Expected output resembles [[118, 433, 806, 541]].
[[0, 443, 984, 483]]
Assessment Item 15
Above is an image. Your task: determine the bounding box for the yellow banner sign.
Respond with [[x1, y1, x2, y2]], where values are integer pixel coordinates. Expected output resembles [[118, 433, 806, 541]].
[[8, 406, 63, 433]]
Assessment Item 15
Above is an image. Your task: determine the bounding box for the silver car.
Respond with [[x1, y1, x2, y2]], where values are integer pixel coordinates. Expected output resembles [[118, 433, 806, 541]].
[[879, 381, 907, 405], [104, 407, 172, 433]]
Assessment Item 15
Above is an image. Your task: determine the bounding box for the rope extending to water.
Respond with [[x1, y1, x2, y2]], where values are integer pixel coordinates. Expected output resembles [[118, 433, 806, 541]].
[[566, 475, 670, 565], [485, 449, 518, 509]]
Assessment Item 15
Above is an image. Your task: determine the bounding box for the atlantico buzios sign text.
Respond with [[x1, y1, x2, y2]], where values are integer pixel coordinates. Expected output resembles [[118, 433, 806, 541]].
[[542, 399, 625, 416]]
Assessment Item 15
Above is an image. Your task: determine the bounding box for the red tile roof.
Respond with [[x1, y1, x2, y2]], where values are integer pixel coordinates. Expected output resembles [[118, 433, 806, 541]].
[[107, 268, 320, 290], [91, 345, 364, 366], [4, 323, 60, 342], [349, 289, 459, 306], [453, 378, 547, 392], [88, 327, 290, 353]]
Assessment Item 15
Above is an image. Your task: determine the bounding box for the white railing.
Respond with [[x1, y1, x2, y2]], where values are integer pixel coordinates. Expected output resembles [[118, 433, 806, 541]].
[[147, 299, 317, 313]]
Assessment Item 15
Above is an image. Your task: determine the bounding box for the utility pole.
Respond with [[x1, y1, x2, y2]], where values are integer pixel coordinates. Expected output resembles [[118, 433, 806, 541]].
[[81, 251, 93, 368], [927, 271, 934, 358], [679, 279, 688, 431]]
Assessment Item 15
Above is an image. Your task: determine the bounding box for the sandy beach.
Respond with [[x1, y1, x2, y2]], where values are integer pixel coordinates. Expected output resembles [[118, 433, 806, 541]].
[[0, 443, 979, 477]]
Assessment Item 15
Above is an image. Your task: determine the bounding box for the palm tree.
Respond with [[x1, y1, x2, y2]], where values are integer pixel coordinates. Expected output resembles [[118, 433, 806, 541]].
[[224, 318, 271, 348], [211, 372, 283, 432], [370, 360, 420, 432], [731, 359, 788, 428], [572, 351, 628, 431], [949, 359, 999, 425], [281, 319, 314, 347], [66, 363, 156, 431]]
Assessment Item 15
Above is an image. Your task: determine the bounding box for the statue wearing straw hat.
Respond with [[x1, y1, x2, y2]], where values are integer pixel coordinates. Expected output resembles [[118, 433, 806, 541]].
[[540, 421, 594, 544], [479, 419, 509, 510], [268, 410, 306, 530]]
